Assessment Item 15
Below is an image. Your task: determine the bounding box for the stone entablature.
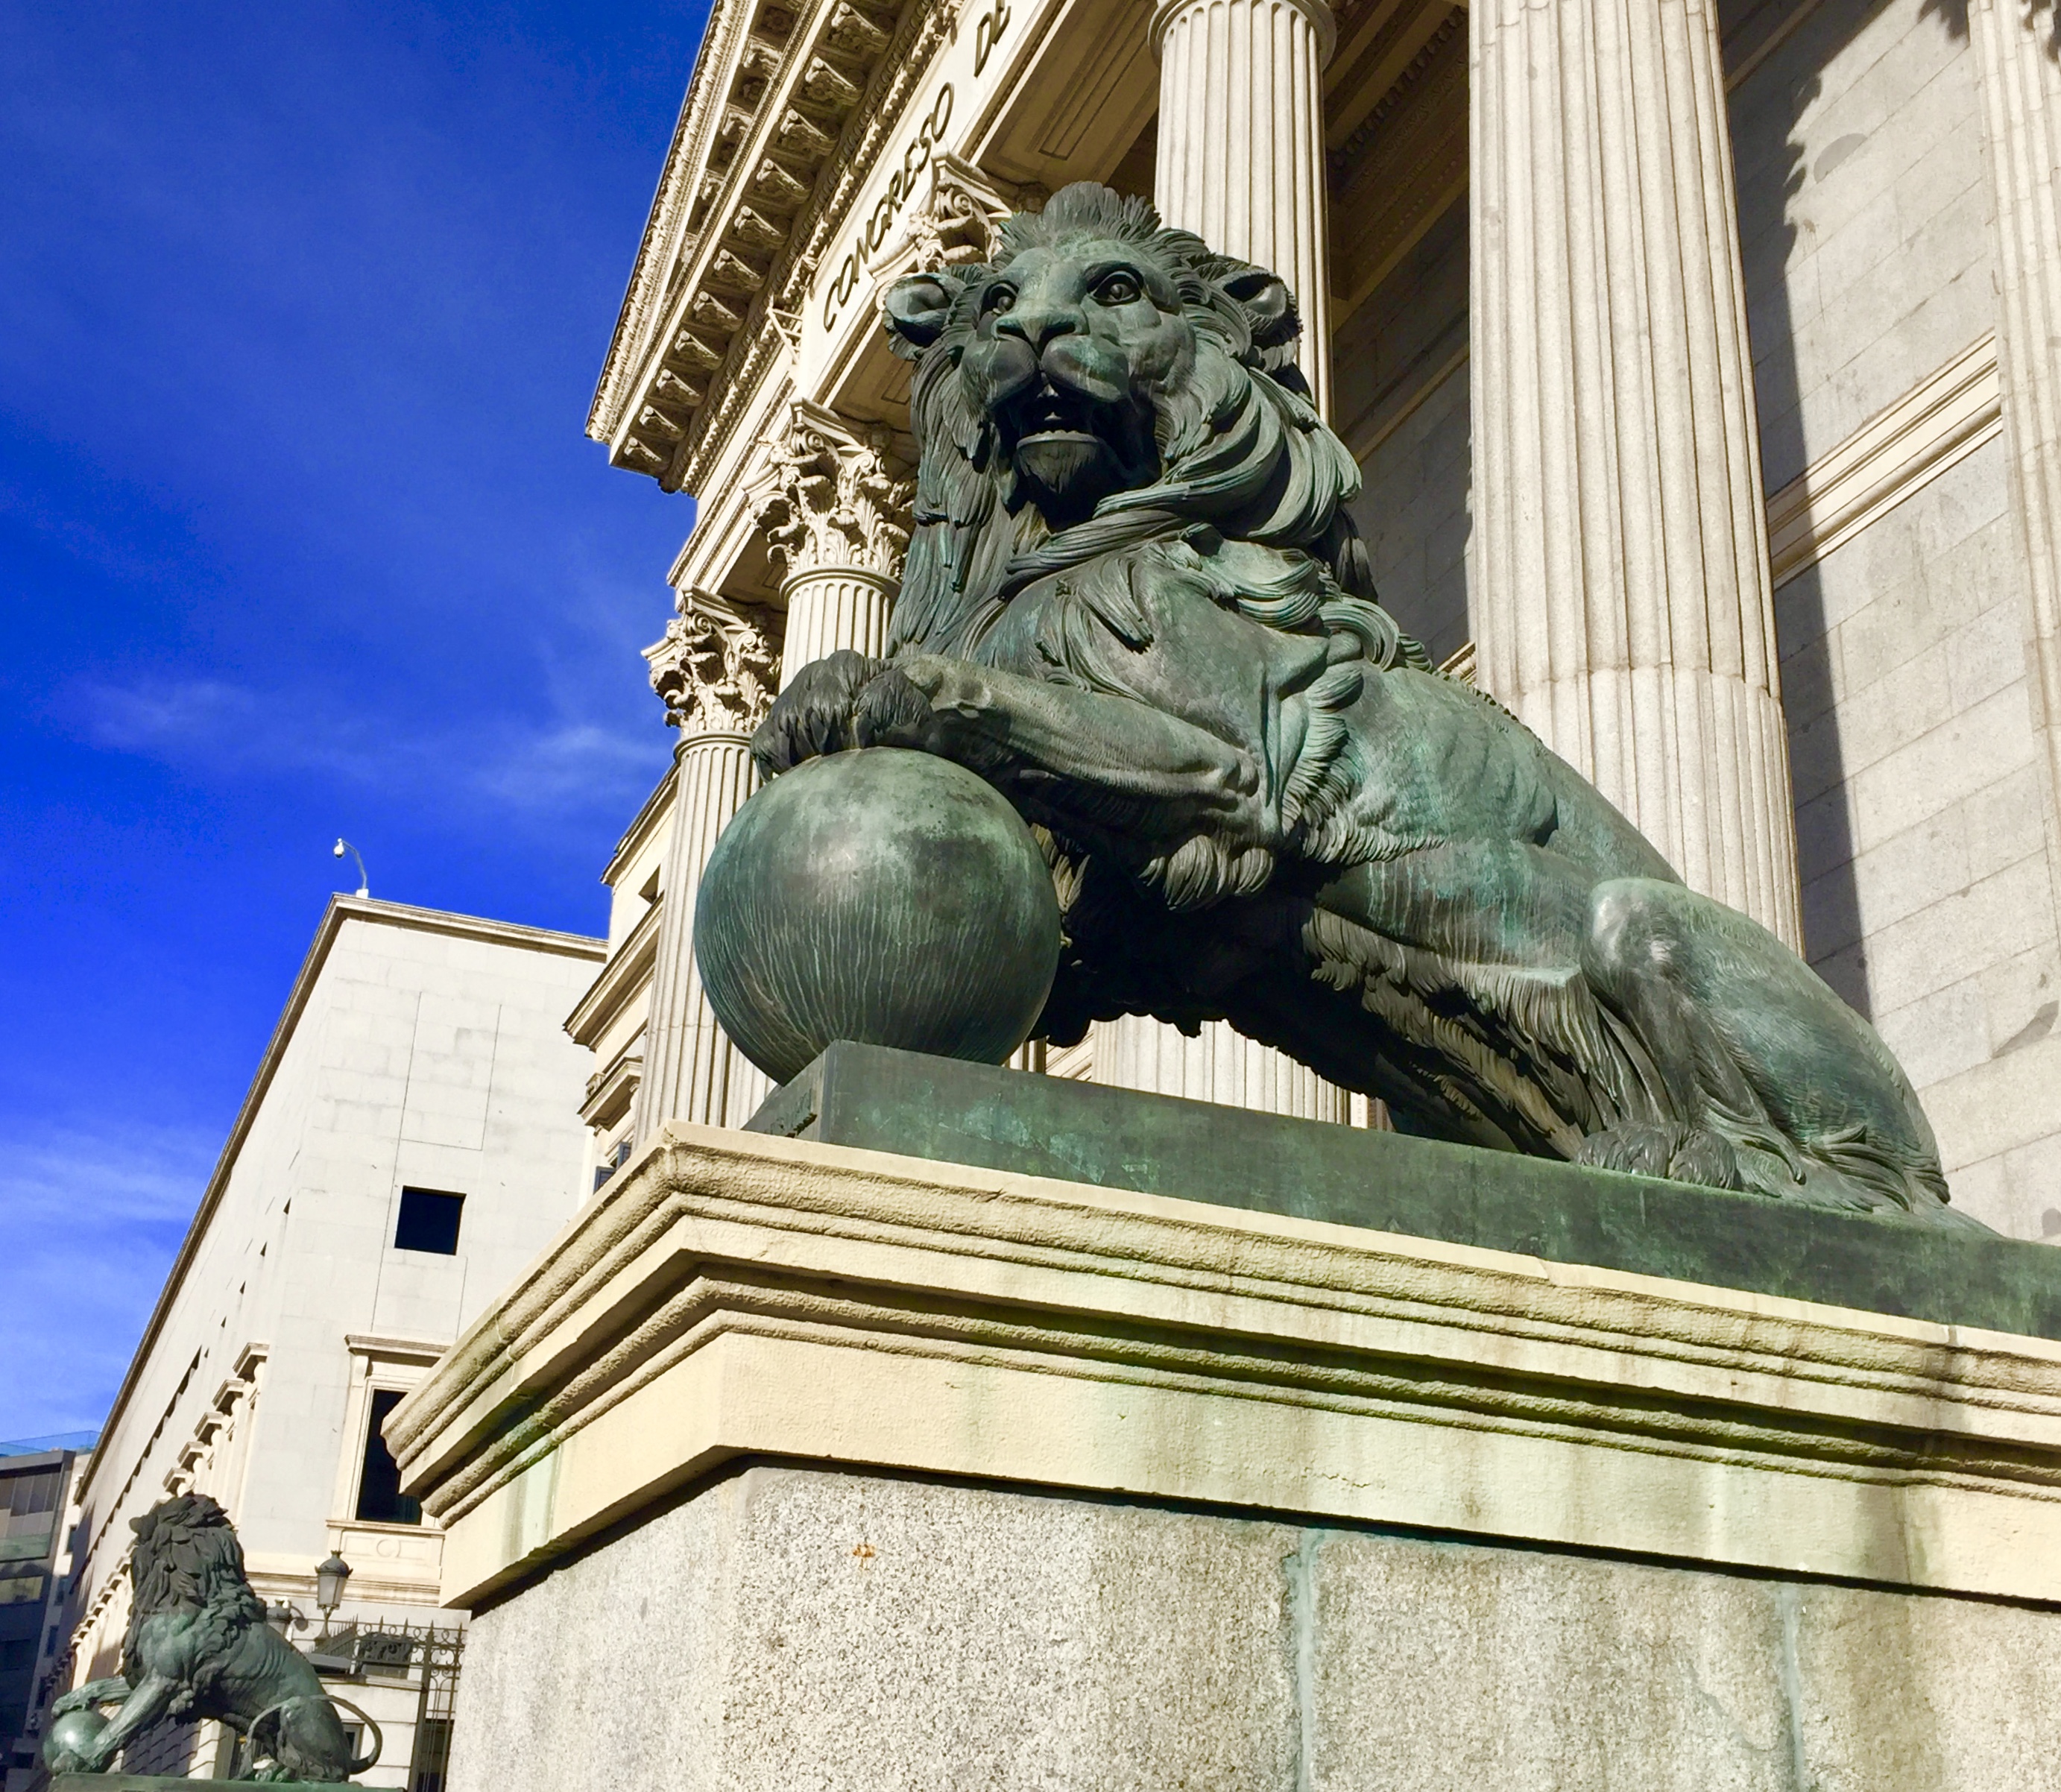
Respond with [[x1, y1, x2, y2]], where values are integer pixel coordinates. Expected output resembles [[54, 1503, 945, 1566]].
[[589, 0, 982, 496]]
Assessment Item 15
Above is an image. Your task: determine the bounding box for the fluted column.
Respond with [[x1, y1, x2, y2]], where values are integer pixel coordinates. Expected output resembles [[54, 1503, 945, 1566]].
[[777, 566, 897, 684], [1152, 0, 1336, 414], [1093, 1017, 1351, 1120], [1470, 0, 1803, 947], [747, 399, 914, 687], [631, 596, 781, 1141], [1143, 0, 1351, 1119], [1971, 0, 2061, 870]]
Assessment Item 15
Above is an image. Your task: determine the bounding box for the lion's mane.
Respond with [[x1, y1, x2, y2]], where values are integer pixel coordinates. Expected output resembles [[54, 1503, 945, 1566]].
[[883, 183, 1418, 674], [124, 1493, 265, 1696]]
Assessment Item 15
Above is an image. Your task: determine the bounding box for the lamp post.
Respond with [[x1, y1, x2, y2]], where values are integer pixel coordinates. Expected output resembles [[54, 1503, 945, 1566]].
[[315, 1553, 352, 1638], [331, 839, 369, 899]]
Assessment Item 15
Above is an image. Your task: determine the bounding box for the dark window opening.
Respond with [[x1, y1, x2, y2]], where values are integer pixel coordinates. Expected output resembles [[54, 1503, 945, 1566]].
[[354, 1389, 421, 1526], [394, 1188, 464, 1255], [4, 1471, 57, 1518], [409, 1717, 453, 1792]]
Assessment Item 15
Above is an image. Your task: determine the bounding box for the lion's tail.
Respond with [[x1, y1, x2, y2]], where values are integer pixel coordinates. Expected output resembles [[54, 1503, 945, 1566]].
[[328, 1693, 384, 1774]]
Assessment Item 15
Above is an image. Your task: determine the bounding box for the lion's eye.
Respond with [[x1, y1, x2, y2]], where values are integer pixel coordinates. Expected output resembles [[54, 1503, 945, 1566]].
[[983, 286, 1016, 315], [1093, 271, 1142, 306]]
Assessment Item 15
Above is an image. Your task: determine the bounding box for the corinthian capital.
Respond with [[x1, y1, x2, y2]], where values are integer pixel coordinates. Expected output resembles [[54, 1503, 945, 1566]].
[[745, 399, 915, 578], [869, 154, 1041, 283], [643, 590, 782, 736]]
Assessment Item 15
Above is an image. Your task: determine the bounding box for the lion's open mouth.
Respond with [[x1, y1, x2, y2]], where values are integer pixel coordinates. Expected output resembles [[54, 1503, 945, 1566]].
[[1009, 380, 1106, 447]]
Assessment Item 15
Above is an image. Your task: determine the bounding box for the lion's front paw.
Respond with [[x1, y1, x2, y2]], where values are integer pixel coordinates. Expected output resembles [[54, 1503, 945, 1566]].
[[1575, 1123, 1744, 1190], [751, 650, 938, 775], [751, 649, 885, 774]]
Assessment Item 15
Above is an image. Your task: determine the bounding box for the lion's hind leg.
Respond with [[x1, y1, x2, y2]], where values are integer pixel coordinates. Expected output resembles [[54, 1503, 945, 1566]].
[[1579, 877, 1957, 1217]]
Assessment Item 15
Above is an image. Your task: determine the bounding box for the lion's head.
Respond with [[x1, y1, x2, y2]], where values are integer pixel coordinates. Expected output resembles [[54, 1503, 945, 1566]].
[[880, 183, 1372, 659], [127, 1494, 265, 1627]]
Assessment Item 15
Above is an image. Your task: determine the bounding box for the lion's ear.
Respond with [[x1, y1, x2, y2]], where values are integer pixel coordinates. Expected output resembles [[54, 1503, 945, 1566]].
[[1219, 268, 1299, 351], [882, 273, 964, 359]]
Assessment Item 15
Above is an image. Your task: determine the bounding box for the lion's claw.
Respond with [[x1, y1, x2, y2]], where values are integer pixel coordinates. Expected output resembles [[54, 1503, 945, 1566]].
[[751, 649, 938, 773]]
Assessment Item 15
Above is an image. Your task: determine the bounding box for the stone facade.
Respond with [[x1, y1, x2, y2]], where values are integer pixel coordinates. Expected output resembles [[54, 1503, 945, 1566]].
[[60, 899, 600, 1786]]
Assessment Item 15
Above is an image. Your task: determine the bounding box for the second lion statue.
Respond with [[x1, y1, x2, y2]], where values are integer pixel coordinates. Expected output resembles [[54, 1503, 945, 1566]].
[[754, 181, 1970, 1225]]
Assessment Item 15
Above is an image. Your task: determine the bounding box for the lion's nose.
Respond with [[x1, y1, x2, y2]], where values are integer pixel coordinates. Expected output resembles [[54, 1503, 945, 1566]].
[[994, 305, 1080, 355]]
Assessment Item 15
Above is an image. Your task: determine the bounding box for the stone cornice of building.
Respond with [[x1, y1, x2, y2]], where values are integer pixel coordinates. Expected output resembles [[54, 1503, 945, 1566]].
[[589, 0, 966, 498], [566, 897, 666, 1049], [76, 897, 605, 1518], [602, 765, 679, 892]]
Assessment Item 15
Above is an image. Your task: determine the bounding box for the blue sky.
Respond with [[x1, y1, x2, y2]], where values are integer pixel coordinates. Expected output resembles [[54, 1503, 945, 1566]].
[[1, 2, 709, 1436]]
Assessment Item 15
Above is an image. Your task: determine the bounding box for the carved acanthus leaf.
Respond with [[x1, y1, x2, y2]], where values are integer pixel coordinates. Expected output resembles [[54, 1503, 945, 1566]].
[[745, 398, 914, 577], [643, 591, 782, 734], [868, 153, 1032, 282]]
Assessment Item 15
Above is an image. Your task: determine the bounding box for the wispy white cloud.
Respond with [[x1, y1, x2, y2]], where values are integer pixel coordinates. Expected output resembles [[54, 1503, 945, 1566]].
[[0, 1116, 213, 1439], [67, 674, 666, 821]]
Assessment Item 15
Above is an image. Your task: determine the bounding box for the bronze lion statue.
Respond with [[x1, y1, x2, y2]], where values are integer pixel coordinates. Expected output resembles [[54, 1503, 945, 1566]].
[[48, 1494, 378, 1782], [754, 182, 1971, 1225]]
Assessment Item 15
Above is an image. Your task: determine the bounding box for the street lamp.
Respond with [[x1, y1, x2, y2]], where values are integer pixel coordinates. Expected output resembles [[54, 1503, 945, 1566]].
[[315, 1553, 352, 1635], [332, 839, 369, 898]]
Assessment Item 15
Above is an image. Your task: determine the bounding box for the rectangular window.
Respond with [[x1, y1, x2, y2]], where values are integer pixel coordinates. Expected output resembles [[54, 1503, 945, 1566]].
[[353, 1389, 421, 1526], [394, 1188, 464, 1255], [409, 1717, 453, 1792], [4, 1471, 57, 1517]]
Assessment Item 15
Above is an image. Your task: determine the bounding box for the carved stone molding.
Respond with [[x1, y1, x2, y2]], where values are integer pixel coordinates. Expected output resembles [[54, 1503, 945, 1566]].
[[643, 590, 783, 736], [745, 398, 914, 577], [868, 152, 1041, 280]]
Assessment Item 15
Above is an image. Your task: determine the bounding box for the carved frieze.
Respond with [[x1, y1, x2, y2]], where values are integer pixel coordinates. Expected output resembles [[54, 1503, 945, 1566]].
[[745, 399, 914, 577], [644, 590, 783, 735]]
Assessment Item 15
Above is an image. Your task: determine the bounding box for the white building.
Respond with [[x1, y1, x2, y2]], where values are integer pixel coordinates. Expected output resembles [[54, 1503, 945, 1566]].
[[61, 897, 602, 1786]]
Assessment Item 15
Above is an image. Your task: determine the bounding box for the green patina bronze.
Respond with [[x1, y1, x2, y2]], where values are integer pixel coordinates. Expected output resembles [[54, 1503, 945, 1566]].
[[754, 1044, 2061, 1337], [750, 182, 1969, 1226], [697, 747, 1060, 1083], [47, 1496, 377, 1784]]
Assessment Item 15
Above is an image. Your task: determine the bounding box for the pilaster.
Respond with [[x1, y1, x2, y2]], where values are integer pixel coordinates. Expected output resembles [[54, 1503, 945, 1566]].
[[1469, 0, 1803, 947]]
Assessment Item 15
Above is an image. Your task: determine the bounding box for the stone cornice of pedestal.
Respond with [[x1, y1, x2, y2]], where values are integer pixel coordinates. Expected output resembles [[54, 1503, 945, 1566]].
[[390, 1126, 2061, 1610]]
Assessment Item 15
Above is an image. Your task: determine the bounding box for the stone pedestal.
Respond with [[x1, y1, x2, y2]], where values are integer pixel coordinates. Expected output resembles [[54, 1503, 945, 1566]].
[[394, 1082, 2061, 1791], [1470, 0, 1803, 947]]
